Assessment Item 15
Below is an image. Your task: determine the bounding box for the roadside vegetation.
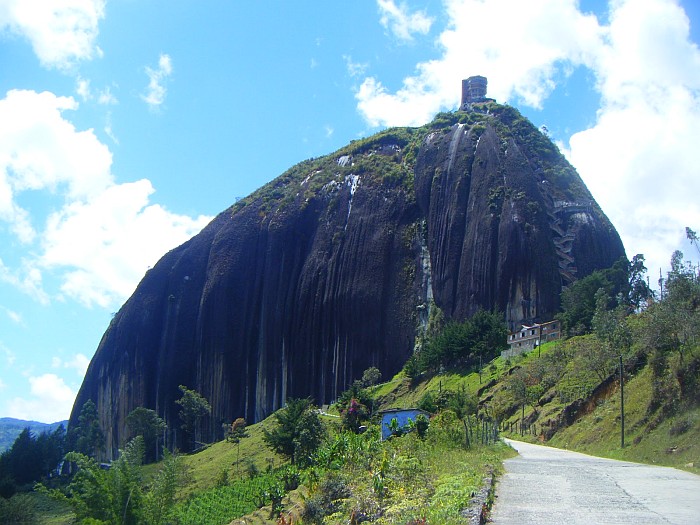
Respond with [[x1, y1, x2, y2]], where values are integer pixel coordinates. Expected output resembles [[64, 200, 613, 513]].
[[2, 226, 699, 523]]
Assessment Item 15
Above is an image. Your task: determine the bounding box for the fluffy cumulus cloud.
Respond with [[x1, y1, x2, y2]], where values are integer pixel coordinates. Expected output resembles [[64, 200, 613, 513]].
[[360, 0, 700, 277], [0, 89, 212, 308], [142, 54, 173, 109], [6, 373, 75, 422], [377, 0, 434, 42], [52, 353, 90, 375], [359, 0, 601, 126], [567, 0, 700, 275], [42, 180, 211, 307], [0, 0, 105, 70]]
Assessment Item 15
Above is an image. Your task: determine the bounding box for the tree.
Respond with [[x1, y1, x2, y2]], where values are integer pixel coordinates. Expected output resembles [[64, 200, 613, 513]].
[[337, 382, 373, 433], [0, 425, 65, 498], [126, 408, 167, 463], [628, 254, 653, 311], [36, 424, 66, 479], [40, 435, 182, 525], [141, 451, 182, 525], [175, 385, 211, 452], [340, 398, 370, 434], [45, 436, 145, 524], [360, 367, 382, 387], [418, 310, 507, 373], [69, 400, 106, 458], [506, 370, 528, 435], [560, 258, 630, 336], [687, 227, 700, 257], [225, 418, 248, 475], [0, 428, 42, 488], [447, 386, 477, 448], [263, 398, 324, 466]]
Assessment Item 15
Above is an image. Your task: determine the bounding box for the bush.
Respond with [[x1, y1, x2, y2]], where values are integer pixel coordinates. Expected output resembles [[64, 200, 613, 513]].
[[669, 416, 693, 436], [0, 493, 36, 524], [302, 473, 350, 524]]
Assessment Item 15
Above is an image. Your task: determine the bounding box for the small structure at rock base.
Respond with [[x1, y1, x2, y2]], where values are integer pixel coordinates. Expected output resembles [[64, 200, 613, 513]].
[[502, 320, 561, 359], [378, 408, 431, 440]]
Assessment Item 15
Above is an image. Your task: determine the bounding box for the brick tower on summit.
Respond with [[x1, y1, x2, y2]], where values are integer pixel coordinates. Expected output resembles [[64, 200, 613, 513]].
[[460, 75, 488, 109]]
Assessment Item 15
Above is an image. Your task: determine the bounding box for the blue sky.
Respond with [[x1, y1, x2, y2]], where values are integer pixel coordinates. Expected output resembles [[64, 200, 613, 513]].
[[1, 0, 699, 423]]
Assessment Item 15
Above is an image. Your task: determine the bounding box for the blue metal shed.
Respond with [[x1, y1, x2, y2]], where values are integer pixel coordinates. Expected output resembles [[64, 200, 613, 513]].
[[379, 408, 430, 440]]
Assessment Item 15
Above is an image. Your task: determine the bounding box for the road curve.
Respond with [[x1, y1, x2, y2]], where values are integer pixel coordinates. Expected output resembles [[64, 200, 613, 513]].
[[490, 439, 700, 524]]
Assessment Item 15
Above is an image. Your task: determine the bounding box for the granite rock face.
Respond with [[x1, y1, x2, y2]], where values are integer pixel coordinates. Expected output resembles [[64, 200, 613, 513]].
[[71, 105, 625, 458]]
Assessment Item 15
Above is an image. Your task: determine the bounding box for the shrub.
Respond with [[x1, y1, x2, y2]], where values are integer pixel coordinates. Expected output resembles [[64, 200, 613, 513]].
[[669, 416, 693, 436], [0, 493, 36, 524]]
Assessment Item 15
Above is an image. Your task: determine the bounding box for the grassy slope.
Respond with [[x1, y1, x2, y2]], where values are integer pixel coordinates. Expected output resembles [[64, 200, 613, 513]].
[[174, 416, 283, 498], [491, 341, 700, 474], [33, 341, 698, 524], [379, 338, 699, 475], [546, 365, 700, 472]]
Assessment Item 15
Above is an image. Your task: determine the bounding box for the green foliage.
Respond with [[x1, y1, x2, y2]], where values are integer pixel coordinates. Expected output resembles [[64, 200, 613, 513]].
[[416, 310, 507, 374], [224, 418, 248, 445], [40, 436, 182, 525], [126, 408, 166, 464], [0, 424, 65, 497], [337, 382, 374, 433], [0, 492, 36, 524], [361, 366, 382, 387], [560, 257, 631, 336], [414, 414, 429, 439], [176, 386, 211, 452], [302, 472, 351, 524], [172, 471, 283, 525], [142, 451, 182, 525], [636, 249, 700, 413], [69, 400, 105, 459], [46, 436, 145, 524], [263, 398, 324, 466]]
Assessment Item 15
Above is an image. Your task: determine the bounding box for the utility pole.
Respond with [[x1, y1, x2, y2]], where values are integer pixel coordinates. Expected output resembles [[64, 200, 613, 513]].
[[620, 355, 625, 448]]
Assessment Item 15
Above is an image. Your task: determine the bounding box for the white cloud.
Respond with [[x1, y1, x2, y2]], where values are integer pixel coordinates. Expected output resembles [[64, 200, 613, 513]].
[[377, 0, 434, 42], [0, 89, 212, 308], [142, 53, 173, 109], [3, 346, 16, 367], [0, 378, 5, 391], [75, 78, 118, 105], [359, 0, 700, 277], [6, 373, 75, 423], [97, 86, 117, 105], [52, 353, 90, 375], [0, 258, 50, 304], [0, 89, 113, 207], [2, 306, 23, 325], [566, 0, 700, 277], [42, 179, 210, 307], [0, 0, 105, 70], [76, 77, 91, 101], [64, 353, 90, 375], [104, 111, 118, 144], [343, 55, 369, 78], [358, 0, 602, 127]]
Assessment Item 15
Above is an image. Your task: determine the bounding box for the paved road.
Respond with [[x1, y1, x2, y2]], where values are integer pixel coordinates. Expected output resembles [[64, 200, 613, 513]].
[[490, 439, 700, 524]]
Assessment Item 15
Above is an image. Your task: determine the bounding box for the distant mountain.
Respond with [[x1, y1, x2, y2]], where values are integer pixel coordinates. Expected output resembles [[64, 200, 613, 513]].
[[0, 417, 68, 453]]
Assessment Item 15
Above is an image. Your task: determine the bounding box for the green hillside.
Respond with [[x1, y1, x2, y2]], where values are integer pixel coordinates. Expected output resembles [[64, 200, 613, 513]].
[[0, 418, 67, 453], [6, 247, 700, 524]]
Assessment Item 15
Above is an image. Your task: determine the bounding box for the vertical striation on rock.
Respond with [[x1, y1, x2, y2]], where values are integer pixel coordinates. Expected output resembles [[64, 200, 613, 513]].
[[71, 105, 625, 458]]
